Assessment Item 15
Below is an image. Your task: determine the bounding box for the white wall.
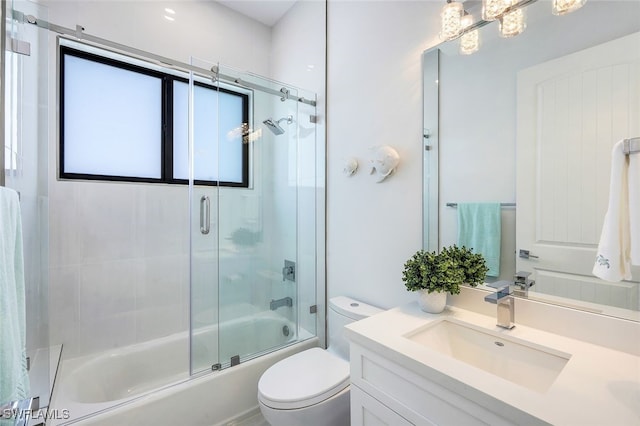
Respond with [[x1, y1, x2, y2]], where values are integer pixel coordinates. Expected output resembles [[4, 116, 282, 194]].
[[326, 0, 441, 310]]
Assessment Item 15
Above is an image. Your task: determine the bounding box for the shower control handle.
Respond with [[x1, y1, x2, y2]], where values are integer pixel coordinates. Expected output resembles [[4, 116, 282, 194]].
[[200, 195, 210, 235]]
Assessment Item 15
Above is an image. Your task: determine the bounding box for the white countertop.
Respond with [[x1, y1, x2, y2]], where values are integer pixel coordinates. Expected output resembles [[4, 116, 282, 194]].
[[344, 302, 640, 426]]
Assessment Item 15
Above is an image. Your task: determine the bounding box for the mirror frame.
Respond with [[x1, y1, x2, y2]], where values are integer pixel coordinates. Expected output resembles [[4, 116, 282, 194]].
[[422, 48, 440, 252]]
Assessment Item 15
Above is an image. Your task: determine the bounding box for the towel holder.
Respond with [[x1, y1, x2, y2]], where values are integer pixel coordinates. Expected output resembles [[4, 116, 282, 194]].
[[623, 137, 640, 155], [446, 202, 516, 208]]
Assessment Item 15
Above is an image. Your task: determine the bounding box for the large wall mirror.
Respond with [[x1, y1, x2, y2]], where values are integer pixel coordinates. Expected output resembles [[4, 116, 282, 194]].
[[424, 0, 640, 321]]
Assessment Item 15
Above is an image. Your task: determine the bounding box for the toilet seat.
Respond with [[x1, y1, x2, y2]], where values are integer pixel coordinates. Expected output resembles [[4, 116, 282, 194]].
[[258, 347, 350, 410]]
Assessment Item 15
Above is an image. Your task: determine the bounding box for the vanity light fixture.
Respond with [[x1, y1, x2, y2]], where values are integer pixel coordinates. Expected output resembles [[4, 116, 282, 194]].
[[439, 0, 586, 54], [439, 0, 464, 41], [459, 13, 479, 55]]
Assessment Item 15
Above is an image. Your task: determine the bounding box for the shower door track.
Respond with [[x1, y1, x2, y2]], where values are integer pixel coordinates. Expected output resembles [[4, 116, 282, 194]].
[[13, 10, 317, 107]]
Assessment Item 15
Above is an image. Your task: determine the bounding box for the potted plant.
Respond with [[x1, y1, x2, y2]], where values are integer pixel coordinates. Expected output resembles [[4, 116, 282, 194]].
[[402, 245, 488, 313]]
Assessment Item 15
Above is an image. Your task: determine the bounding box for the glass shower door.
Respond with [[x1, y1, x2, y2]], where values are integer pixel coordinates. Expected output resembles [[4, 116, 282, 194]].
[[217, 66, 299, 363], [1, 0, 52, 420], [188, 60, 319, 373]]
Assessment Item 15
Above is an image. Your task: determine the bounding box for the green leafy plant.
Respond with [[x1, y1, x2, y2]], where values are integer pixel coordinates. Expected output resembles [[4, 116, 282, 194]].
[[402, 245, 488, 295]]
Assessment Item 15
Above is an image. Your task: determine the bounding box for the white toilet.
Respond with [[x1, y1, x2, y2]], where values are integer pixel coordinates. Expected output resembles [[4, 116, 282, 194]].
[[258, 296, 383, 426]]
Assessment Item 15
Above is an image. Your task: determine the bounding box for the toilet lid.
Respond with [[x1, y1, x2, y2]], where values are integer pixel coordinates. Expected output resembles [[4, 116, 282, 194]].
[[258, 347, 350, 410]]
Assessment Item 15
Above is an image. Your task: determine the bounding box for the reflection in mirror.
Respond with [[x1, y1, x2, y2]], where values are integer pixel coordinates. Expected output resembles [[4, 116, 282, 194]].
[[424, 1, 640, 321]]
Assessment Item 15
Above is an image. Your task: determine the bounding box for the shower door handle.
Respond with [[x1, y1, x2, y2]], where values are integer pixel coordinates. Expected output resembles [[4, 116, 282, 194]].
[[200, 195, 210, 235]]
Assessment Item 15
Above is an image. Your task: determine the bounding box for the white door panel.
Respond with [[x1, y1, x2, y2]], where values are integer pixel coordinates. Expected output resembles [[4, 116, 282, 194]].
[[516, 32, 640, 312]]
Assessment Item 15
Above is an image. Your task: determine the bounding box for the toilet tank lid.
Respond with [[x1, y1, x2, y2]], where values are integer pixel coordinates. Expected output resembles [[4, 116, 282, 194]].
[[329, 296, 384, 320]]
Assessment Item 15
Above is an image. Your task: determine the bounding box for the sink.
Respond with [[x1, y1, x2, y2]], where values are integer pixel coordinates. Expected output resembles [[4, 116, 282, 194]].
[[404, 318, 571, 393]]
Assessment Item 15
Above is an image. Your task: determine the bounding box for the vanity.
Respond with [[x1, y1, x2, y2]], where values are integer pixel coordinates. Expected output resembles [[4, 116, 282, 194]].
[[344, 297, 640, 425]]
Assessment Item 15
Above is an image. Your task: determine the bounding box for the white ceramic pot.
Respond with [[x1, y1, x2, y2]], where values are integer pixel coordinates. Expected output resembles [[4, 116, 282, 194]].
[[417, 289, 447, 313]]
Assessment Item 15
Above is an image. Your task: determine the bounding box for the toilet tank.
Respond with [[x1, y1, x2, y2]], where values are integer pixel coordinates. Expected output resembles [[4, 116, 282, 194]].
[[328, 296, 383, 360]]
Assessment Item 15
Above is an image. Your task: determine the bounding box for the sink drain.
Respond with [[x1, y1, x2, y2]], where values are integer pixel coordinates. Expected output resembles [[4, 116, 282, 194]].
[[494, 341, 505, 347]]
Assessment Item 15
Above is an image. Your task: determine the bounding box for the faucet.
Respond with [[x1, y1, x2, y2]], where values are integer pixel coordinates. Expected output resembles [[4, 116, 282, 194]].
[[513, 270, 535, 296], [484, 280, 515, 329], [270, 296, 293, 311]]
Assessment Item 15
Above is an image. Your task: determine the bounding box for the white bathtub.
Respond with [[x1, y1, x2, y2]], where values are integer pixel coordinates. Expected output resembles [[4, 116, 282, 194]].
[[49, 310, 317, 425]]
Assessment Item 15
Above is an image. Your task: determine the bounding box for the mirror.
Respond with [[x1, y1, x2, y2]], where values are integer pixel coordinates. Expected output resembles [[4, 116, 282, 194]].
[[424, 0, 640, 321]]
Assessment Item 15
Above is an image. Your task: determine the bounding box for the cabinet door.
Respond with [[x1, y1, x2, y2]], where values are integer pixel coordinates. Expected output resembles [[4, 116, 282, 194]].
[[351, 385, 417, 426]]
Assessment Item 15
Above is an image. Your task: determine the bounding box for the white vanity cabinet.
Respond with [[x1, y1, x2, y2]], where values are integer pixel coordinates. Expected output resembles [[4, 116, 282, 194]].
[[345, 302, 640, 426], [349, 343, 517, 426]]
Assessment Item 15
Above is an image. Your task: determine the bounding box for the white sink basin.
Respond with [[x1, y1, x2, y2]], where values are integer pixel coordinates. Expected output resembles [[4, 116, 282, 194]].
[[404, 318, 571, 393]]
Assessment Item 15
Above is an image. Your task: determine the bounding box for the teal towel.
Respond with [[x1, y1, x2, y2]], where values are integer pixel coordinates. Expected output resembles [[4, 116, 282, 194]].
[[0, 187, 29, 406], [457, 203, 501, 277]]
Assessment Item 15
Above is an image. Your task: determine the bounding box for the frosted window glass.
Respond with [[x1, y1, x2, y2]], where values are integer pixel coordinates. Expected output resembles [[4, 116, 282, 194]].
[[173, 81, 245, 183], [63, 55, 162, 178], [218, 92, 244, 184]]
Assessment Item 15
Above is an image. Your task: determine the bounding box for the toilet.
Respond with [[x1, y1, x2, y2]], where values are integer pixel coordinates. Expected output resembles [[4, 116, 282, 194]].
[[258, 296, 383, 426]]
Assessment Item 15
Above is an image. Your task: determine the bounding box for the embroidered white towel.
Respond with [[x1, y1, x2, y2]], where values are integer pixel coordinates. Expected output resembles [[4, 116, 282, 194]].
[[593, 140, 633, 281]]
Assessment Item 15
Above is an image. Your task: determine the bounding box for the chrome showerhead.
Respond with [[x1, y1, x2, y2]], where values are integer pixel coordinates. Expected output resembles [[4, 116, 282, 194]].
[[263, 115, 293, 135]]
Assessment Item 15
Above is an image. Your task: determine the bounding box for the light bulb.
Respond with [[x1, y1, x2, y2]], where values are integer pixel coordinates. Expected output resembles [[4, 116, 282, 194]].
[[439, 1, 464, 41], [482, 0, 512, 21], [459, 14, 479, 55], [552, 0, 586, 15], [500, 7, 526, 37]]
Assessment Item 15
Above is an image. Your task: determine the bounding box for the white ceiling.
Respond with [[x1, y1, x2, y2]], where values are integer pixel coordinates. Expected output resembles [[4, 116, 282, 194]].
[[216, 0, 297, 27]]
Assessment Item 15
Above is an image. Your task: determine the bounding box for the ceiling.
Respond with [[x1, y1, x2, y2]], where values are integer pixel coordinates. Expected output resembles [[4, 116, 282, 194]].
[[216, 0, 297, 27]]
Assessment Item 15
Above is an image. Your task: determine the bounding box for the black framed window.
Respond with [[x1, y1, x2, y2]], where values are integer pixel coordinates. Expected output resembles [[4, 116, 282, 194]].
[[59, 46, 250, 187]]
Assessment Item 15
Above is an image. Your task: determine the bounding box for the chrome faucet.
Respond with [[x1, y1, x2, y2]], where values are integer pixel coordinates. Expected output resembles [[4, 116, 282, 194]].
[[270, 296, 293, 311], [484, 280, 515, 329], [513, 271, 535, 296]]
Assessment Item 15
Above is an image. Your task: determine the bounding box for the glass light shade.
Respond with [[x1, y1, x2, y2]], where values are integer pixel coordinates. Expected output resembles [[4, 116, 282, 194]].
[[460, 31, 479, 55], [439, 1, 464, 41], [459, 14, 479, 55], [552, 0, 586, 15], [499, 8, 526, 38], [482, 0, 511, 21]]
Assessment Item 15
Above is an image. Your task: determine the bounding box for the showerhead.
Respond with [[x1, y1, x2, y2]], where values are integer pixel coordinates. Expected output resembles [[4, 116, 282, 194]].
[[263, 115, 293, 135]]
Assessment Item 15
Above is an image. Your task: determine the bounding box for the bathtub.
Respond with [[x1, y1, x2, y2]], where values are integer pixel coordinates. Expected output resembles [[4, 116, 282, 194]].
[[49, 310, 317, 425]]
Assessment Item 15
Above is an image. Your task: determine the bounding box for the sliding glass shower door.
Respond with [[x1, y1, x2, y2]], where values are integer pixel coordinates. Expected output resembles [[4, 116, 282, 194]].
[[188, 60, 317, 375], [1, 0, 52, 415]]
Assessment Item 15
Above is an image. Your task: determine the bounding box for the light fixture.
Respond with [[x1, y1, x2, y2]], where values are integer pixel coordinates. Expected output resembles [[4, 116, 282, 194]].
[[439, 0, 587, 55], [439, 0, 464, 41], [459, 14, 479, 55], [499, 7, 526, 37], [482, 0, 512, 21], [552, 0, 586, 15]]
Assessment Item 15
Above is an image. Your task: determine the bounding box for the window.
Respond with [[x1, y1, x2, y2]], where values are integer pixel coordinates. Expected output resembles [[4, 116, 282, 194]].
[[59, 46, 250, 187]]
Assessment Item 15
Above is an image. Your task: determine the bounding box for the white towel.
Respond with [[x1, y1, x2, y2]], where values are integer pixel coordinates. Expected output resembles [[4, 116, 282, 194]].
[[0, 187, 30, 405], [593, 140, 638, 281]]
